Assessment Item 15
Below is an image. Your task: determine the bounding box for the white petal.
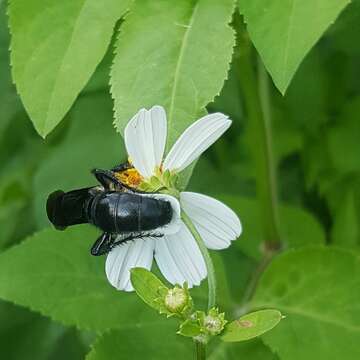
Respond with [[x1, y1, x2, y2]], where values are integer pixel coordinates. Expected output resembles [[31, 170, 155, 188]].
[[105, 237, 154, 291], [181, 192, 241, 250], [124, 106, 167, 178], [154, 222, 207, 287], [163, 113, 231, 172], [140, 193, 181, 235]]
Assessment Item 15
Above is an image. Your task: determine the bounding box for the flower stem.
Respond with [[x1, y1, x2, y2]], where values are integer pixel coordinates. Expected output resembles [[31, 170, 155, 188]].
[[194, 340, 206, 360], [182, 211, 215, 360], [181, 211, 217, 310], [236, 19, 282, 252]]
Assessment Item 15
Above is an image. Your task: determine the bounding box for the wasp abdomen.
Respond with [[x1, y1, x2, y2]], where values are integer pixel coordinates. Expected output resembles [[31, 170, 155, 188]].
[[90, 192, 172, 233]]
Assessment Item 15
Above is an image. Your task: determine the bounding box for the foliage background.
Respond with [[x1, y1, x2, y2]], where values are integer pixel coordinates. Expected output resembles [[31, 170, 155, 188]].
[[1, 0, 360, 359]]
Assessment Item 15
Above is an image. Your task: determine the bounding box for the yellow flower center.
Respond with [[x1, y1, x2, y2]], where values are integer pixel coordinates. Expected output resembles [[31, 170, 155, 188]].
[[115, 168, 143, 188]]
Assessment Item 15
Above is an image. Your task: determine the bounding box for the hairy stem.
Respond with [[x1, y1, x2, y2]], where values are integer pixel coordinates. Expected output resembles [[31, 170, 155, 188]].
[[237, 22, 281, 252], [182, 211, 217, 310]]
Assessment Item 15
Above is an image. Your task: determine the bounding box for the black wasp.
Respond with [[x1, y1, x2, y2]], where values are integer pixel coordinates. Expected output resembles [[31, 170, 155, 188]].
[[46, 163, 174, 256]]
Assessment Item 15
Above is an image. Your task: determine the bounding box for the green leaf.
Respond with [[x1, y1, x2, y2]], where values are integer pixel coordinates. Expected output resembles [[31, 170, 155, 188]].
[[178, 319, 202, 337], [238, 0, 350, 93], [33, 93, 126, 229], [251, 247, 360, 360], [111, 0, 235, 147], [217, 195, 325, 260], [207, 339, 278, 360], [0, 301, 88, 360], [86, 322, 192, 360], [222, 309, 282, 342], [0, 2, 22, 139], [130, 267, 168, 312], [8, 0, 131, 137], [0, 226, 161, 331]]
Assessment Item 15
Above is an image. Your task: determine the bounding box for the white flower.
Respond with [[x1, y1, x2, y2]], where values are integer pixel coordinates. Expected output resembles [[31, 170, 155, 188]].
[[106, 106, 242, 291]]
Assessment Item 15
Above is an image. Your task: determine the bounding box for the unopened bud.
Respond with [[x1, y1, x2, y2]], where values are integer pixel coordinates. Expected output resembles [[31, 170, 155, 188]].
[[164, 285, 192, 315], [202, 308, 227, 336]]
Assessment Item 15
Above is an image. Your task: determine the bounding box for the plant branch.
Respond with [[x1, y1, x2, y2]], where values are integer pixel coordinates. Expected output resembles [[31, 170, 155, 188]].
[[236, 19, 282, 251]]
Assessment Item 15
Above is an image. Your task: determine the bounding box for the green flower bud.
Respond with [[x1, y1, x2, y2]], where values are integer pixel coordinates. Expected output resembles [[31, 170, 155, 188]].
[[200, 308, 227, 336], [164, 285, 191, 314]]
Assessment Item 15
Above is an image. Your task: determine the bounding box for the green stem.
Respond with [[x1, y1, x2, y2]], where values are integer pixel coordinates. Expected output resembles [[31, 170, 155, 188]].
[[182, 211, 215, 360], [194, 340, 206, 360], [182, 211, 217, 310], [237, 22, 281, 251]]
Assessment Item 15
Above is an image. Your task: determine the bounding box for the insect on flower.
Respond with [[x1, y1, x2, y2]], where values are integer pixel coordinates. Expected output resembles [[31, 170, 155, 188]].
[[105, 106, 242, 291], [47, 105, 242, 291], [46, 166, 181, 255]]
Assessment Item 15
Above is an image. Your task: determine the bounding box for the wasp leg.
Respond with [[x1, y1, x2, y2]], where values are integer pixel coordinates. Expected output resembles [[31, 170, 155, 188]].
[[92, 169, 124, 191], [90, 232, 115, 256], [110, 232, 164, 249]]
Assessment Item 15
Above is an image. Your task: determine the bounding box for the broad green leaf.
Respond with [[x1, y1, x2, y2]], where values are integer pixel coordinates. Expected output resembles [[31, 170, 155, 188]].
[[89, 333, 278, 360], [111, 0, 235, 148], [130, 267, 168, 312], [238, 0, 350, 93], [8, 0, 131, 137], [208, 339, 278, 360], [222, 309, 282, 342], [86, 322, 192, 360], [217, 195, 325, 260], [0, 226, 161, 331], [33, 93, 126, 229], [226, 340, 278, 360], [252, 247, 360, 360], [0, 2, 21, 139], [0, 301, 87, 360]]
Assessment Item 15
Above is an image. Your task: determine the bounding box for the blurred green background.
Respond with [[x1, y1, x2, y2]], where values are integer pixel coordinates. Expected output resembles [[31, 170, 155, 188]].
[[1, 0, 360, 359]]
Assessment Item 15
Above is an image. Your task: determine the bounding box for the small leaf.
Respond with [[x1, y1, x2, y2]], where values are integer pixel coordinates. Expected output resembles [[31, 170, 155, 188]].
[[238, 0, 350, 93], [177, 319, 202, 338], [222, 310, 282, 342], [130, 267, 168, 312], [9, 0, 131, 137]]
